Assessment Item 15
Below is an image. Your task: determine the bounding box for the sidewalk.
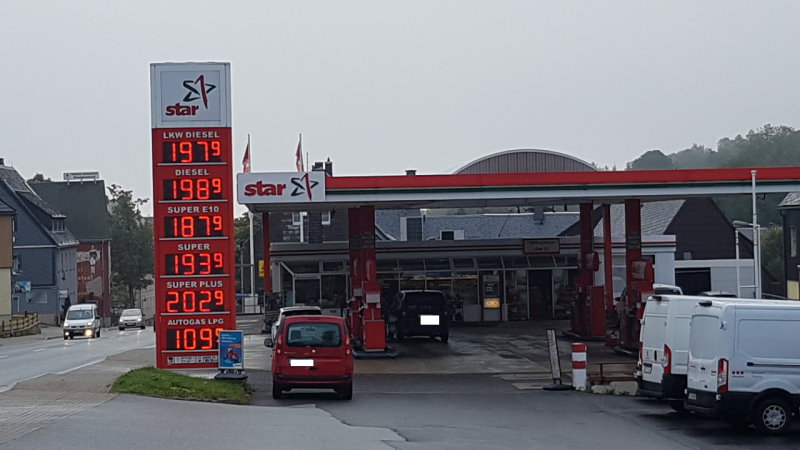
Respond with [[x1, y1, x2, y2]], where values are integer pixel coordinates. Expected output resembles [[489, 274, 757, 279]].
[[0, 324, 64, 346]]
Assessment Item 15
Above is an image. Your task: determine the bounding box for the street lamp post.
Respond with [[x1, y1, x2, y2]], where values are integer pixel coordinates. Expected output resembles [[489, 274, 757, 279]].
[[733, 220, 761, 299]]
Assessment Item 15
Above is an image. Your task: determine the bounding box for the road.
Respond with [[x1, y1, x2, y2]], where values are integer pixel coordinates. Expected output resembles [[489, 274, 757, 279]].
[[0, 327, 154, 392]]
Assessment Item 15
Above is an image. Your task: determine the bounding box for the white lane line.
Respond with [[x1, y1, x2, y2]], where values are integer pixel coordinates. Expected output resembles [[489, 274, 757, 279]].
[[0, 355, 8, 359], [33, 348, 46, 352]]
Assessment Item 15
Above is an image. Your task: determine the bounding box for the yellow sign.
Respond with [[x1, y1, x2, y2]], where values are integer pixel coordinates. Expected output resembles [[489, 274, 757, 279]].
[[258, 260, 264, 278], [483, 298, 501, 309]]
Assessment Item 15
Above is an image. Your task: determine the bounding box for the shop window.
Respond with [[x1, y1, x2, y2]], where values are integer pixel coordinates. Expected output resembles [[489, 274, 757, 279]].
[[398, 259, 424, 271], [503, 256, 529, 268], [377, 259, 399, 272], [452, 257, 475, 270], [424, 258, 451, 271], [791, 226, 797, 258], [322, 211, 331, 225], [285, 261, 320, 274], [476, 256, 502, 269], [321, 261, 345, 273]]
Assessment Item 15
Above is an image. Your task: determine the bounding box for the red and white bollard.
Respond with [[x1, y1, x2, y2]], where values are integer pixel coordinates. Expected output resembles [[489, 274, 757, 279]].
[[572, 342, 587, 391]]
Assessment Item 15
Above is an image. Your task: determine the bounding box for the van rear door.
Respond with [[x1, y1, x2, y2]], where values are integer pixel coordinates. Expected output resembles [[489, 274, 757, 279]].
[[687, 310, 723, 394], [641, 302, 668, 384]]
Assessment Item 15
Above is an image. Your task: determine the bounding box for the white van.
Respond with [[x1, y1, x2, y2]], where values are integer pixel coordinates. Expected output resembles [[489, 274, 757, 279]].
[[62, 303, 101, 339], [685, 299, 800, 434], [637, 294, 696, 410], [637, 294, 752, 410]]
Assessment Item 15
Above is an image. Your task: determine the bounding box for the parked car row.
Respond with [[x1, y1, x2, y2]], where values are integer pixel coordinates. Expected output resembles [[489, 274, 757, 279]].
[[637, 294, 800, 434]]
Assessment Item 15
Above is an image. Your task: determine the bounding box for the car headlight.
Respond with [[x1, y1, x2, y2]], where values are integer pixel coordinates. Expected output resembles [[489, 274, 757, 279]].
[[63, 321, 69, 327]]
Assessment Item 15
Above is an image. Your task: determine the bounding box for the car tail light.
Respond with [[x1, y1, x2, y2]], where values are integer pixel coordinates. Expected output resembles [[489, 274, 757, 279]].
[[345, 335, 351, 355], [663, 344, 672, 375], [717, 358, 729, 393], [276, 335, 282, 355]]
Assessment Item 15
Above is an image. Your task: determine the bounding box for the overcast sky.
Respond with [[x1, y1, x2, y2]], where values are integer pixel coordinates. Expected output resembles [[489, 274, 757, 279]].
[[2, 1, 800, 215]]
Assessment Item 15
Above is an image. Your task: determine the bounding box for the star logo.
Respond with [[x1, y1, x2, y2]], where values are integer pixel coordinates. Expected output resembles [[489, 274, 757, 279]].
[[290, 174, 319, 200], [182, 75, 216, 109]]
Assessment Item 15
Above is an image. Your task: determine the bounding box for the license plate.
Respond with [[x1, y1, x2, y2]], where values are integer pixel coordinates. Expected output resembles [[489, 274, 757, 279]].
[[643, 364, 652, 374], [420, 315, 440, 326], [289, 358, 314, 367], [688, 392, 697, 400]]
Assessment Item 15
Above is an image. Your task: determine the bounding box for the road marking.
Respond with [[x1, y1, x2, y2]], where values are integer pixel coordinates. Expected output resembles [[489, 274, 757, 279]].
[[0, 355, 7, 359], [33, 348, 46, 352]]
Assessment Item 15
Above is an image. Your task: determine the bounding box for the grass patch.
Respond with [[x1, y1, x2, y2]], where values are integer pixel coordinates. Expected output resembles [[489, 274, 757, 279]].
[[111, 366, 251, 405]]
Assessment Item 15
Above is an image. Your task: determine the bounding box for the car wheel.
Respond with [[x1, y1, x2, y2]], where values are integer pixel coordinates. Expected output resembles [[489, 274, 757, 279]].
[[96, 329, 101, 338], [63, 335, 68, 340], [753, 397, 793, 435], [69, 335, 73, 340], [336, 382, 353, 400], [272, 382, 284, 399], [141, 325, 146, 330], [119, 326, 125, 331], [441, 333, 449, 344]]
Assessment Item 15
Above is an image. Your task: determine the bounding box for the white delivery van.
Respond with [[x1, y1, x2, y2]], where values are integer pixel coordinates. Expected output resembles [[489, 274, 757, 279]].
[[685, 299, 800, 434], [637, 294, 696, 410], [637, 294, 755, 410]]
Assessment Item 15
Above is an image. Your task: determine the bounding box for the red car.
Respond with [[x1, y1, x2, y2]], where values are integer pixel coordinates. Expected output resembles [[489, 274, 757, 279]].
[[268, 315, 354, 400]]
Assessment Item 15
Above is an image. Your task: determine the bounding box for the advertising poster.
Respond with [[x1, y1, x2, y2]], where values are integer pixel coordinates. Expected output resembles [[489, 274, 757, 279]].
[[218, 330, 244, 370]]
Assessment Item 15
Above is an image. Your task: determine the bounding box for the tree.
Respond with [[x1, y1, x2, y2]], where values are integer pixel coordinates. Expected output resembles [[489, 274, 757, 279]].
[[27, 173, 52, 183], [108, 185, 153, 308], [626, 150, 675, 170]]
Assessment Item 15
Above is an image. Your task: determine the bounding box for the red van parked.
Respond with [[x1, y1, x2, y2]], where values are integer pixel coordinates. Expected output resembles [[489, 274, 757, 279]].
[[268, 315, 354, 400]]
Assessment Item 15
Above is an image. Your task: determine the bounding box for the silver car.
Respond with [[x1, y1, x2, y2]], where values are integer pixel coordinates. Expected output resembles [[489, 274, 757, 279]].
[[118, 308, 146, 330], [270, 306, 322, 338]]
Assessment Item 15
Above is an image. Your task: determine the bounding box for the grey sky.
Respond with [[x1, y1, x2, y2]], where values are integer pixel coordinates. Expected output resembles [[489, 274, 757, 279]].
[[2, 1, 799, 215]]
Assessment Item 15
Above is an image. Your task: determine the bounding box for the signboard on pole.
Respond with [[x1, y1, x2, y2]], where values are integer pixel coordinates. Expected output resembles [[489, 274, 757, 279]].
[[151, 62, 236, 369]]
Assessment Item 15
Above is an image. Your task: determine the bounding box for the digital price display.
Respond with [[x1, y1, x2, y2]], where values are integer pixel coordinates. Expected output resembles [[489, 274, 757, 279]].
[[165, 289, 226, 313], [163, 215, 225, 238], [164, 252, 225, 276], [166, 327, 224, 351], [152, 126, 235, 369], [162, 140, 223, 163], [163, 178, 225, 201]]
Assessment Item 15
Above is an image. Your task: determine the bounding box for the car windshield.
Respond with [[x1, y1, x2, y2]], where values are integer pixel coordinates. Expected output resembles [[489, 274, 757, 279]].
[[286, 322, 341, 347], [121, 309, 142, 317], [66, 310, 93, 320]]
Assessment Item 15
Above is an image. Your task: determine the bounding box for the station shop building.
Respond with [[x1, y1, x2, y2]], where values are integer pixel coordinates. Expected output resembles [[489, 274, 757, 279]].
[[239, 150, 780, 324]]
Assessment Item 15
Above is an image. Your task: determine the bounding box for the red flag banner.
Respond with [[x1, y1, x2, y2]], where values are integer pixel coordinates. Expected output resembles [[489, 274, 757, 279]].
[[295, 134, 304, 172], [242, 140, 251, 173]]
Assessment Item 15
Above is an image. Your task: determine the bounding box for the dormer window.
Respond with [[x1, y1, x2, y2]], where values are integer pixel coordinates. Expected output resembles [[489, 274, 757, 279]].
[[52, 218, 66, 232]]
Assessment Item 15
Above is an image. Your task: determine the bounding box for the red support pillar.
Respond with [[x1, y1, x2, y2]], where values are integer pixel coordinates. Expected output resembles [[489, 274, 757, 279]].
[[571, 203, 596, 336], [347, 207, 364, 341], [602, 204, 617, 346], [622, 199, 642, 349], [602, 204, 614, 311], [262, 212, 271, 293]]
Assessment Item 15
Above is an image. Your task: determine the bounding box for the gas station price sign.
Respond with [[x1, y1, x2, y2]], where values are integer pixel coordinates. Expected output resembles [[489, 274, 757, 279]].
[[151, 62, 234, 369]]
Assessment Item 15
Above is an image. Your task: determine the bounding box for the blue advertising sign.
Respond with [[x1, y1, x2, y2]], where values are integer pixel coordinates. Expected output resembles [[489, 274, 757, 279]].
[[218, 330, 244, 370]]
